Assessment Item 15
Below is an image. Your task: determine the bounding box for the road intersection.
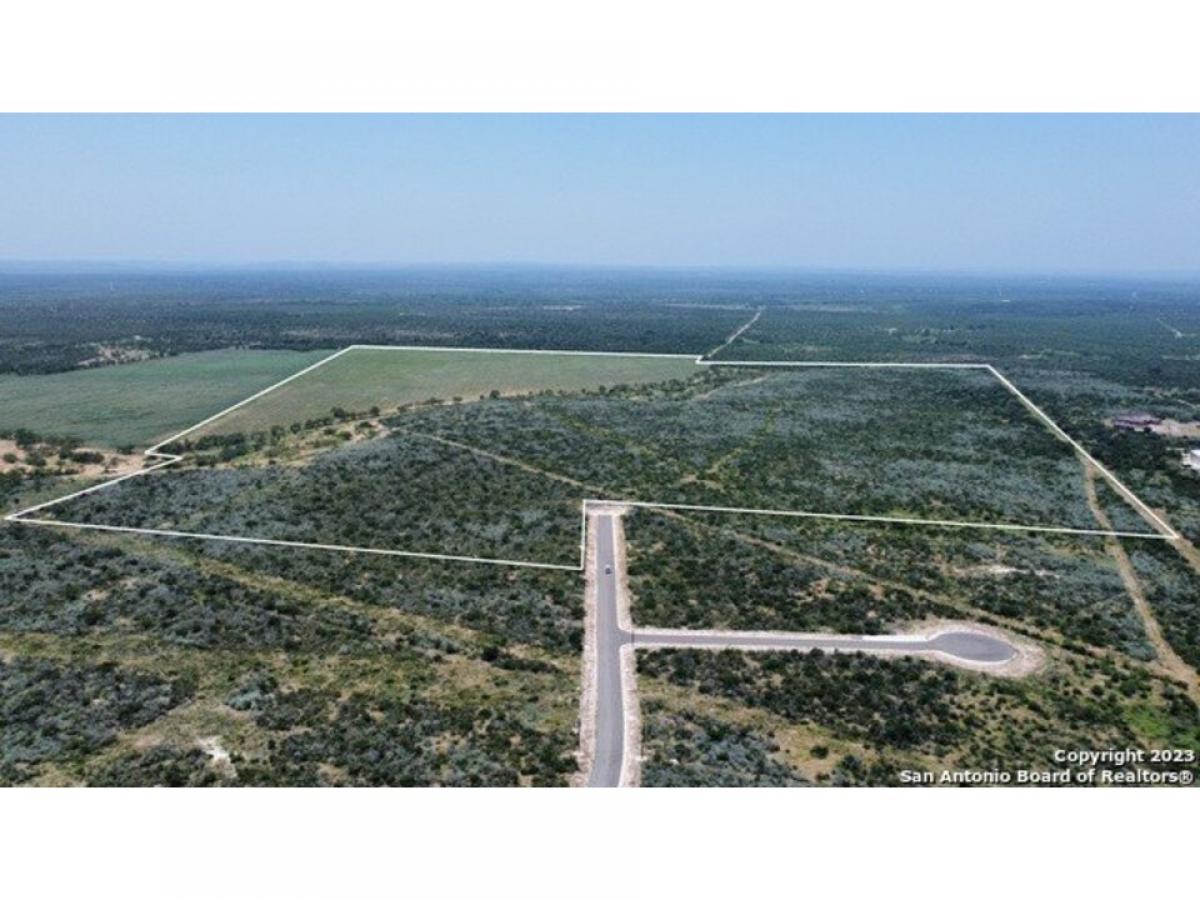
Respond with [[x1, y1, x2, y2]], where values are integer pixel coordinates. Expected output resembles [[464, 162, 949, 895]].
[[580, 509, 1026, 787]]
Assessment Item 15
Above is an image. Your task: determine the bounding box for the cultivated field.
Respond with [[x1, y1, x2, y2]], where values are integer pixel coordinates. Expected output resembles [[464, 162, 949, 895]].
[[194, 348, 699, 437], [0, 349, 333, 449]]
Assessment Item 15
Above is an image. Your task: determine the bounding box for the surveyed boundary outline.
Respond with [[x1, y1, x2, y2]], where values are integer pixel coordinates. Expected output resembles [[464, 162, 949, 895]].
[[4, 343, 1179, 569]]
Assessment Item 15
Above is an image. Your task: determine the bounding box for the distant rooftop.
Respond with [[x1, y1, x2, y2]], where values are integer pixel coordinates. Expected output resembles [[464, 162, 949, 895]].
[[1113, 412, 1161, 429]]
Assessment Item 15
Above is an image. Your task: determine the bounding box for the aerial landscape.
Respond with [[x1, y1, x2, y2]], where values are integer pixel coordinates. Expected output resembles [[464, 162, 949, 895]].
[[7, 6, 1200, 896], [3, 266, 1198, 787], [1, 114, 1198, 794]]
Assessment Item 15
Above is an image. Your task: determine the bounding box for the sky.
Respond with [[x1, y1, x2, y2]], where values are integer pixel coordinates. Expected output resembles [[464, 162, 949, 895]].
[[1, 114, 1197, 274]]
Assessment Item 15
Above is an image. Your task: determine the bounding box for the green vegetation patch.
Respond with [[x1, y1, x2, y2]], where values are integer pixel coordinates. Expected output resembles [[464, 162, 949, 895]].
[[0, 349, 333, 449], [718, 298, 1200, 391], [198, 348, 699, 437]]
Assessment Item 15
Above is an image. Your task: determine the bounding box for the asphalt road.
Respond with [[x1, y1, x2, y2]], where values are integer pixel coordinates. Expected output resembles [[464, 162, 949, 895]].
[[631, 628, 1016, 663], [583, 512, 1018, 787], [586, 514, 631, 788]]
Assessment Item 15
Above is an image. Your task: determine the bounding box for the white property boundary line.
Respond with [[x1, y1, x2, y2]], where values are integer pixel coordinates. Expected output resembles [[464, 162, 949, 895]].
[[3, 343, 1179, 569]]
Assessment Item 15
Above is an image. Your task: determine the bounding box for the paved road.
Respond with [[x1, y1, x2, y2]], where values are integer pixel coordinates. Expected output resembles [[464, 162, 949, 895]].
[[586, 514, 632, 787], [582, 512, 1019, 787], [631, 628, 1016, 663]]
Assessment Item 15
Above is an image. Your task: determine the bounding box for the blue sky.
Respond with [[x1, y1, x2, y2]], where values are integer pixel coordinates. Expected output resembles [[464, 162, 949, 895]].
[[1, 114, 1197, 273]]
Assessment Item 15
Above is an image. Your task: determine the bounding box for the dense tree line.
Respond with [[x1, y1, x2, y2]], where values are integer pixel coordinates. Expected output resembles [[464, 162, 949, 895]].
[[725, 290, 1200, 391], [0, 268, 756, 374]]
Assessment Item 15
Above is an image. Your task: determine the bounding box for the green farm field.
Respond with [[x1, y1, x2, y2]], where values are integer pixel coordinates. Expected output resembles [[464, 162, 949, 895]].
[[197, 348, 699, 436], [0, 349, 334, 449]]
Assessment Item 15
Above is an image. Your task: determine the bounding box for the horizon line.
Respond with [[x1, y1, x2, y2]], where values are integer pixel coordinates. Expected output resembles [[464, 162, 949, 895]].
[[2, 259, 1200, 282]]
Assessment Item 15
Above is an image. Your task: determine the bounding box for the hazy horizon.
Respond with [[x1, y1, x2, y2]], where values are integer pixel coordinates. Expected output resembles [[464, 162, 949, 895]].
[[2, 115, 1198, 275], [1, 260, 1197, 284]]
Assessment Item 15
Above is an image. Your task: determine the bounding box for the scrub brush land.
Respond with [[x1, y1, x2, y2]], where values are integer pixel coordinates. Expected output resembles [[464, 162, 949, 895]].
[[1, 268, 1198, 787]]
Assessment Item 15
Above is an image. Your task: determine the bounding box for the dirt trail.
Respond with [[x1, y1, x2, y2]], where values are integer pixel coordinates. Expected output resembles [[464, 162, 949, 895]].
[[1081, 463, 1199, 701], [706, 307, 762, 358], [693, 372, 773, 402], [74, 528, 572, 671], [1170, 533, 1200, 577], [1156, 318, 1186, 339], [658, 506, 1034, 630], [396, 428, 601, 493]]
